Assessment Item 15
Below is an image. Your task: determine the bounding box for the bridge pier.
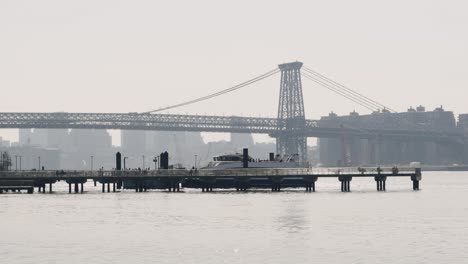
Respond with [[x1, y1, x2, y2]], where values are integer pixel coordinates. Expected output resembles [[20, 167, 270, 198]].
[[65, 179, 86, 194], [375, 176, 387, 191], [412, 180, 420, 190], [339, 176, 352, 192], [304, 176, 317, 192], [411, 168, 422, 191], [270, 177, 283, 192]]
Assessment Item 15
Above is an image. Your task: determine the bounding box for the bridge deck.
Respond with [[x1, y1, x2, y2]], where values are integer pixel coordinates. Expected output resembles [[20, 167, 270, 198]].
[[0, 112, 462, 140]]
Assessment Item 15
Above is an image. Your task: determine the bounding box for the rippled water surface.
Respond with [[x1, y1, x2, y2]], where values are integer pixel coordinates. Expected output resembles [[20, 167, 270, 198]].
[[1, 171, 467, 264]]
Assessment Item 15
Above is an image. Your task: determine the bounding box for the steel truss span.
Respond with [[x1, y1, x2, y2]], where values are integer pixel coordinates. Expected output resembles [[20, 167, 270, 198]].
[[0, 112, 309, 133], [0, 112, 463, 142]]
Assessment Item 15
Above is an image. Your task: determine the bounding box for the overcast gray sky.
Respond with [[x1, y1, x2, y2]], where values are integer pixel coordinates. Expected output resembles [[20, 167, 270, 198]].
[[1, 0, 467, 144]]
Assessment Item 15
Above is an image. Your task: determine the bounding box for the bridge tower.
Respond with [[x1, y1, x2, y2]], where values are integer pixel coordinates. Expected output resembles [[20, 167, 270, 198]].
[[276, 61, 307, 161]]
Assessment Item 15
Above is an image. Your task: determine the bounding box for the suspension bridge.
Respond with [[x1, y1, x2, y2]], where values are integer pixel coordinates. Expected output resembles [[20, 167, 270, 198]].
[[0, 61, 464, 162]]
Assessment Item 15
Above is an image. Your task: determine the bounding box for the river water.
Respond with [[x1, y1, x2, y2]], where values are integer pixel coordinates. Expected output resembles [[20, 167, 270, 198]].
[[1, 171, 467, 264]]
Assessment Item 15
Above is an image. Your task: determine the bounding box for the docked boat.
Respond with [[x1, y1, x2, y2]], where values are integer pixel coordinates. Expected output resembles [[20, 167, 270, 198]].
[[203, 153, 306, 169]]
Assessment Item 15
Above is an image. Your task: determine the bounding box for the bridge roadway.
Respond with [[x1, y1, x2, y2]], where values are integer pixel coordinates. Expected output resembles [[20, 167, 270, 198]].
[[0, 167, 421, 193], [0, 112, 464, 141]]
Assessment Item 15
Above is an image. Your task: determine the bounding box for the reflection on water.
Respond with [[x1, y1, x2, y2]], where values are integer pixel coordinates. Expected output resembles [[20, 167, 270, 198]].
[[276, 198, 309, 233], [1, 172, 468, 264]]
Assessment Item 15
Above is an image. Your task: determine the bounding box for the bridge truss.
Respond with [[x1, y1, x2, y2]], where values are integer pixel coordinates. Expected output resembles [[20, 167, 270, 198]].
[[0, 112, 463, 143]]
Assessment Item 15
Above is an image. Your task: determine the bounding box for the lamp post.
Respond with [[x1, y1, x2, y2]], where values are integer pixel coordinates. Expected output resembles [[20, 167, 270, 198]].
[[19, 156, 22, 171], [123, 157, 128, 171], [142, 155, 145, 170], [15, 155, 18, 171], [91, 155, 94, 172], [194, 154, 198, 169], [38, 156, 41, 170]]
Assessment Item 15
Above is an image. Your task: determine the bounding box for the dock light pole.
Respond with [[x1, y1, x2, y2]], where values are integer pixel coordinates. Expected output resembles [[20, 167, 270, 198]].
[[15, 155, 18, 171], [123, 157, 128, 171], [91, 155, 94, 172], [38, 156, 41, 171], [19, 156, 22, 171], [194, 154, 198, 169], [142, 155, 145, 170]]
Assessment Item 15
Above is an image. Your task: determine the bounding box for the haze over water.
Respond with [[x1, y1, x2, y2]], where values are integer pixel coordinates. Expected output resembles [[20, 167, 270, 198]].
[[1, 171, 467, 264]]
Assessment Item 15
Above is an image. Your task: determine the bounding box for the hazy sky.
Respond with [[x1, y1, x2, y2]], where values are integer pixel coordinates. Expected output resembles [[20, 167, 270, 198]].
[[1, 0, 467, 143]]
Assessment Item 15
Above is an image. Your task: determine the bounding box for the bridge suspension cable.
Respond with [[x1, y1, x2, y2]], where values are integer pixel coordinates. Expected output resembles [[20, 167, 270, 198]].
[[302, 66, 396, 113], [143, 68, 280, 114], [302, 72, 377, 112]]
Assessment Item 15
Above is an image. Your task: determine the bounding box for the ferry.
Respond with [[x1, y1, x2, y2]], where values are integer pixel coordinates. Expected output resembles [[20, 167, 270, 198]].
[[203, 153, 306, 169]]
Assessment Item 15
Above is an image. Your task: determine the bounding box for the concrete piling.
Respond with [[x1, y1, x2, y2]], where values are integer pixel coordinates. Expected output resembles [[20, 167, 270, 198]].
[[339, 176, 352, 192], [375, 176, 387, 191]]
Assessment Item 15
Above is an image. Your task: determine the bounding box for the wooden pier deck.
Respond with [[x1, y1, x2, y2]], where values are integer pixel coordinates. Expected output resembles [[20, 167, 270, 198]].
[[0, 167, 421, 194]]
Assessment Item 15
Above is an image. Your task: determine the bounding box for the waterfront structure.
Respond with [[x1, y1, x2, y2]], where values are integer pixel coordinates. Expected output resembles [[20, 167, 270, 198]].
[[0, 166, 422, 194]]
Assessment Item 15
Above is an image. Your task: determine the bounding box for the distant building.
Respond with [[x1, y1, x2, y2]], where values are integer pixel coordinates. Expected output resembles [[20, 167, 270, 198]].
[[318, 106, 461, 166]]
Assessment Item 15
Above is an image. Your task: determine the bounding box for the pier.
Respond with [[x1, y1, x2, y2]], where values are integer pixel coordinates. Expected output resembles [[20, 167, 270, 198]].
[[0, 167, 421, 194]]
